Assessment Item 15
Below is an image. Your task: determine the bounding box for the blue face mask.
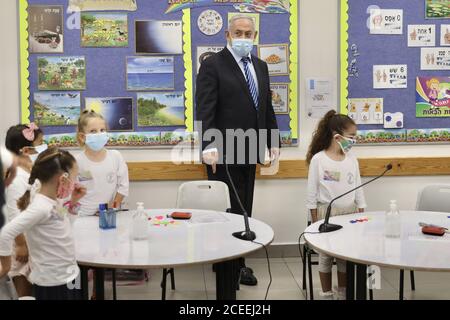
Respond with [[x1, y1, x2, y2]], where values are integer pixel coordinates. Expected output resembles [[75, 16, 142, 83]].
[[85, 132, 109, 151], [231, 38, 254, 57]]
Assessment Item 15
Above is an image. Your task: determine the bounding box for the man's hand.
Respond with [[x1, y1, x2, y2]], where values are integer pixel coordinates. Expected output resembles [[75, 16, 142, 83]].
[[15, 244, 28, 264], [4, 155, 18, 187], [202, 151, 219, 174], [269, 147, 280, 165]]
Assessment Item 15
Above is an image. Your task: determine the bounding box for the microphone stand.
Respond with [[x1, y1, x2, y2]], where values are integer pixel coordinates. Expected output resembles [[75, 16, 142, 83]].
[[319, 164, 393, 233], [224, 156, 256, 241]]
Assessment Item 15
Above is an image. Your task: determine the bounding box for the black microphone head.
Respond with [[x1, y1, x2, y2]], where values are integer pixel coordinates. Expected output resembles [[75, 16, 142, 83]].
[[386, 163, 393, 171]]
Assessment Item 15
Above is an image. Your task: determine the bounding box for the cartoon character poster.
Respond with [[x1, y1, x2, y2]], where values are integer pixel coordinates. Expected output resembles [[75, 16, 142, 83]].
[[416, 76, 450, 117]]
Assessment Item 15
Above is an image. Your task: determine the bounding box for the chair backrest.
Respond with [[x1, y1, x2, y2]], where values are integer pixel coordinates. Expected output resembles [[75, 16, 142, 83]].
[[176, 181, 231, 212], [416, 184, 450, 213]]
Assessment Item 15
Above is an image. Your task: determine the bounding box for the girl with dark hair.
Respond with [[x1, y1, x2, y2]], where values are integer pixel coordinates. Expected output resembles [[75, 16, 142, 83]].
[[0, 148, 86, 300], [306, 110, 367, 300]]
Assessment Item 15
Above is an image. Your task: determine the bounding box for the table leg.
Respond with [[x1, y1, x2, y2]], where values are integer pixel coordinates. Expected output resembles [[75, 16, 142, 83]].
[[94, 268, 105, 300], [80, 266, 89, 300], [346, 261, 355, 300], [356, 264, 367, 300], [216, 259, 238, 300]]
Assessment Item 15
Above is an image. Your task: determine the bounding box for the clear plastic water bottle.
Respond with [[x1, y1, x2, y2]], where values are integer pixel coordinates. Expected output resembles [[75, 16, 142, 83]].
[[132, 202, 148, 240], [385, 200, 401, 238]]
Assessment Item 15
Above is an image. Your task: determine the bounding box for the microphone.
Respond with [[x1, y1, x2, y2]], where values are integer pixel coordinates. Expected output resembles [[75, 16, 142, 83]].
[[319, 163, 393, 233], [224, 156, 256, 241]]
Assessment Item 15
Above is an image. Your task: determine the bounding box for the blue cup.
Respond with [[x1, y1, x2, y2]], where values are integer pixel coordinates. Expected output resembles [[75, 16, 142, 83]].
[[99, 206, 116, 230]]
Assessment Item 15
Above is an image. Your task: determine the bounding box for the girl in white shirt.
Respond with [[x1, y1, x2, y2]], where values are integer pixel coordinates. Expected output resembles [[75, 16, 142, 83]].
[[76, 110, 129, 216], [306, 110, 367, 300], [0, 148, 86, 300], [4, 123, 47, 297]]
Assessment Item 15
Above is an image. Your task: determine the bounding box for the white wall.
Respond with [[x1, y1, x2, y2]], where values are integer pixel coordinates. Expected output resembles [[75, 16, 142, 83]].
[[1, 0, 449, 244]]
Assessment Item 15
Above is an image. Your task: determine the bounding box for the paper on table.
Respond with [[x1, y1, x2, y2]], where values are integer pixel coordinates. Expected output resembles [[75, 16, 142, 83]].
[[188, 212, 230, 224]]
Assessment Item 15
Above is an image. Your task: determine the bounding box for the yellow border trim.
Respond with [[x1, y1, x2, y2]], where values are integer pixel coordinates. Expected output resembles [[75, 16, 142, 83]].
[[19, 0, 30, 124], [339, 0, 349, 115], [289, 0, 298, 139], [182, 8, 194, 132]]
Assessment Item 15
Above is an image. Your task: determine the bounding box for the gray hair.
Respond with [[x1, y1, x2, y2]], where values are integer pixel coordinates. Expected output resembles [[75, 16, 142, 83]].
[[228, 14, 256, 32]]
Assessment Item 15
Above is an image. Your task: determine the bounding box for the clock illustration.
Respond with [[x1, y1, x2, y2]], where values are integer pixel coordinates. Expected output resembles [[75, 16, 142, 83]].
[[197, 10, 223, 36]]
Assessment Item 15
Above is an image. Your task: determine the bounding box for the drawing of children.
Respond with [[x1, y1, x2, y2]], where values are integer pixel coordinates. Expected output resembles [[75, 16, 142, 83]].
[[426, 78, 440, 103]]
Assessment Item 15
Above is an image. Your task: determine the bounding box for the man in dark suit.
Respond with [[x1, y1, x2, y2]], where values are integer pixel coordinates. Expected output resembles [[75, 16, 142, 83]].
[[196, 15, 280, 286]]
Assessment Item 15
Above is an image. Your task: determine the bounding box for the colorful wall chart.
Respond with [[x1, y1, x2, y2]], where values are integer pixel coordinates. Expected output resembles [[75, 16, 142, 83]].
[[341, 0, 450, 144], [19, 0, 299, 148]]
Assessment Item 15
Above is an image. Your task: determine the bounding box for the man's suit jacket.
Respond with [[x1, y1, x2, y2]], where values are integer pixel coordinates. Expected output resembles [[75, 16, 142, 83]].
[[195, 47, 279, 165]]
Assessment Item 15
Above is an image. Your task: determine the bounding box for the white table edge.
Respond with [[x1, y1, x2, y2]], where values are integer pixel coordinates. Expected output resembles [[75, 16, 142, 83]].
[[77, 236, 275, 270]]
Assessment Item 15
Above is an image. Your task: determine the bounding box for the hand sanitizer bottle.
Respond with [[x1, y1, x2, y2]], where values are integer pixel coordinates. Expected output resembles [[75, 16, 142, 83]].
[[132, 202, 148, 240], [385, 200, 401, 238]]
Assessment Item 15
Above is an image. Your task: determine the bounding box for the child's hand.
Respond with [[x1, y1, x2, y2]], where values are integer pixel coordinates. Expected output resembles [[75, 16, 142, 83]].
[[15, 245, 29, 264], [71, 183, 87, 204], [0, 256, 11, 278]]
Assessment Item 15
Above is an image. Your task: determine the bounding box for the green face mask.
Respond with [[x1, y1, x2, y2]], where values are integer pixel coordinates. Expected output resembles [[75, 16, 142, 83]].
[[336, 135, 356, 153]]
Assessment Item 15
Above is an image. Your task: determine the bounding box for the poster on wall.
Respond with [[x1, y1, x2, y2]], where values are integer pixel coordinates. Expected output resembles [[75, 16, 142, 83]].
[[33, 92, 80, 126], [137, 92, 185, 127], [28, 5, 64, 53], [165, 0, 290, 14], [408, 24, 436, 47], [426, 0, 450, 19], [135, 20, 183, 55], [347, 98, 384, 124], [369, 9, 403, 35], [373, 65, 407, 89], [416, 76, 450, 118], [37, 56, 86, 91], [196, 46, 223, 73], [126, 56, 174, 91], [305, 78, 335, 119], [258, 44, 289, 76], [68, 0, 137, 12], [270, 83, 289, 114], [440, 25, 450, 45], [421, 47, 450, 70], [85, 97, 134, 131], [81, 12, 128, 47]]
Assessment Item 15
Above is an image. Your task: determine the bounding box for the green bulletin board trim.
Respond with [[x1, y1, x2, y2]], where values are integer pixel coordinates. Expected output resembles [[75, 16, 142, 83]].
[[289, 0, 298, 139], [339, 0, 349, 115], [182, 8, 194, 133], [19, 0, 30, 124]]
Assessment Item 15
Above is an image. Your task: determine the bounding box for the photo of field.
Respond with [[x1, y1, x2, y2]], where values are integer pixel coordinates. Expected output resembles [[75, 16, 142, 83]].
[[137, 92, 185, 127]]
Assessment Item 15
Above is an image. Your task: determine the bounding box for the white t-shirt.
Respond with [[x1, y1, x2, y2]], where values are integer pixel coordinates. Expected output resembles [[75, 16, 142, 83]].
[[76, 150, 129, 216], [306, 151, 367, 210], [5, 167, 30, 222], [0, 193, 79, 286]]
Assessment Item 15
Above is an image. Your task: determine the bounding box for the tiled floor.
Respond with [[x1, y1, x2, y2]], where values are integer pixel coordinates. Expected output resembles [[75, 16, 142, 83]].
[[99, 258, 450, 300]]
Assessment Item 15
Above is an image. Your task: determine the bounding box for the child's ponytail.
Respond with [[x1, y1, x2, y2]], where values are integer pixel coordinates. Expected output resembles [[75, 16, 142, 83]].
[[17, 173, 37, 211], [306, 109, 355, 164]]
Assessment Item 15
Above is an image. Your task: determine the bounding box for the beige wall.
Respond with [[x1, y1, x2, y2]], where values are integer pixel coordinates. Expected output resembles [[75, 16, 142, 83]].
[[1, 0, 449, 244]]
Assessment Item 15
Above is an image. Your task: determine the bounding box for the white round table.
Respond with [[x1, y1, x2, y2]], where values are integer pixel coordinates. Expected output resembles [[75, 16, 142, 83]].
[[304, 211, 450, 300], [74, 209, 274, 300]]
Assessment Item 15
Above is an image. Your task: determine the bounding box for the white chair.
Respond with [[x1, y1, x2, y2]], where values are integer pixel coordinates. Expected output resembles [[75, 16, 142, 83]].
[[160, 181, 232, 300], [398, 185, 450, 300]]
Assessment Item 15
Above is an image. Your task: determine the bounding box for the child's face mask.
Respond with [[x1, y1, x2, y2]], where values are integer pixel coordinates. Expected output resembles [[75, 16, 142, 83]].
[[57, 173, 76, 199], [335, 134, 357, 154]]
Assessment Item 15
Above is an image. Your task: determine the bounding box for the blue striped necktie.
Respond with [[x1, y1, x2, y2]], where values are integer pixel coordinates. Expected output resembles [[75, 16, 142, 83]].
[[241, 57, 259, 110]]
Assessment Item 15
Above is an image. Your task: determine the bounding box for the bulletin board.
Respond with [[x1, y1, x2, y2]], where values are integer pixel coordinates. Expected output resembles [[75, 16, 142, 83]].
[[340, 0, 450, 144], [18, 0, 299, 148]]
